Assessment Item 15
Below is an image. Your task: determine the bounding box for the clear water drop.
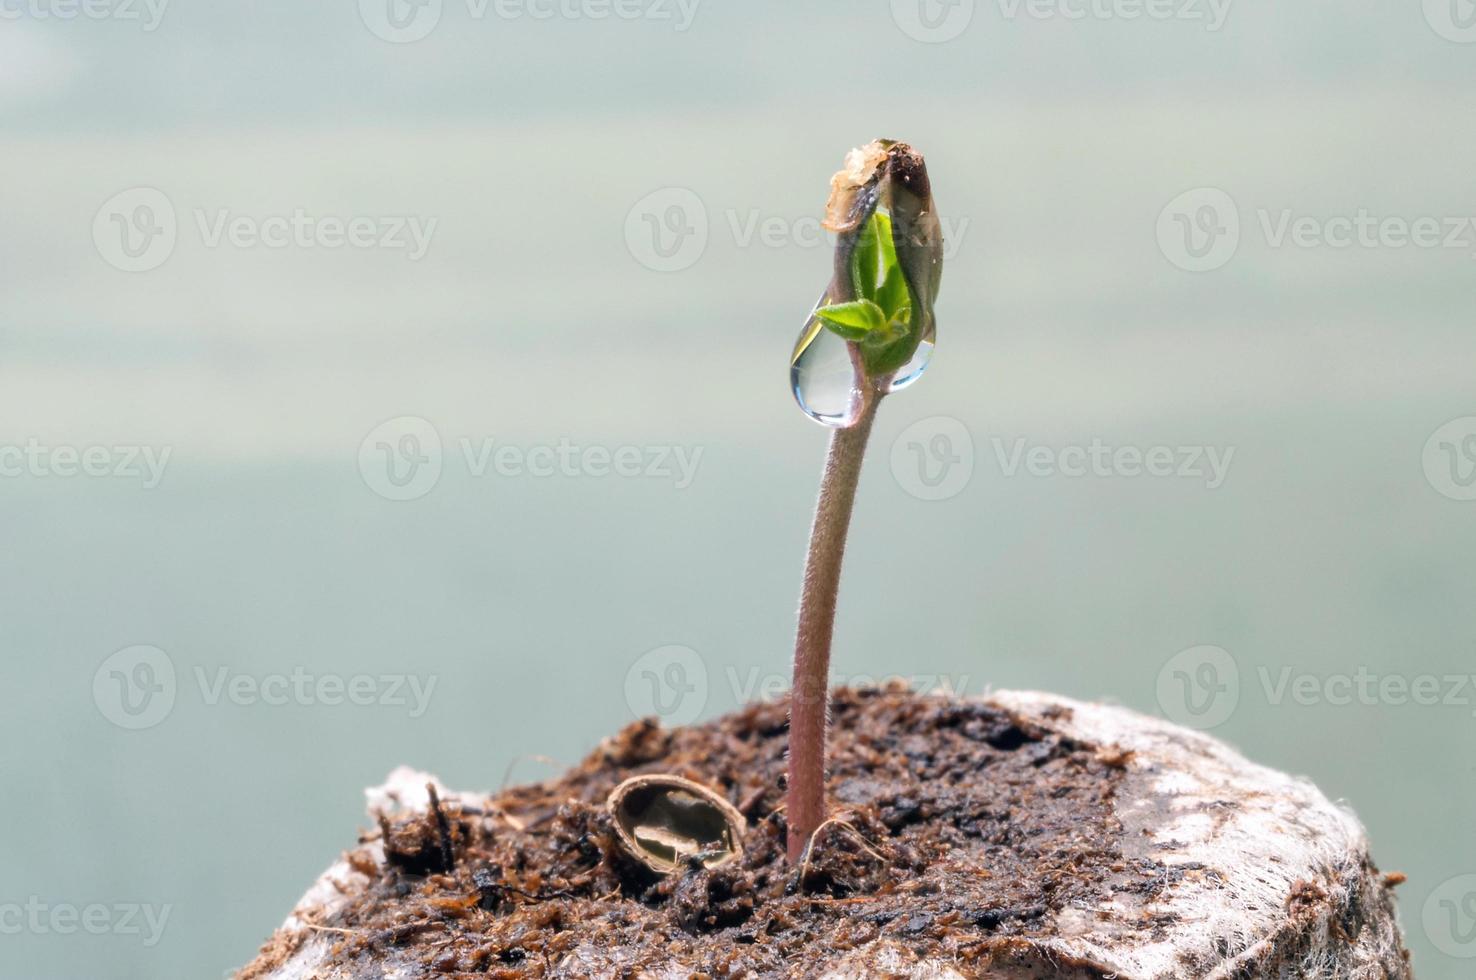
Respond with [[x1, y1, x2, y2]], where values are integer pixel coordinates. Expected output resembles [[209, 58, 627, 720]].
[[791, 294, 863, 428], [885, 334, 935, 393]]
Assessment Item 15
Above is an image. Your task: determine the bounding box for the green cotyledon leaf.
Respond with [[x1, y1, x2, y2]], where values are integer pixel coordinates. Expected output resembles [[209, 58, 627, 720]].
[[816, 211, 916, 373], [849, 212, 881, 302], [875, 260, 909, 324], [813, 298, 887, 341]]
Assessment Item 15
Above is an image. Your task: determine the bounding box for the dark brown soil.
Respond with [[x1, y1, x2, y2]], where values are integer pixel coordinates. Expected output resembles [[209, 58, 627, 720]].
[[240, 686, 1185, 979]]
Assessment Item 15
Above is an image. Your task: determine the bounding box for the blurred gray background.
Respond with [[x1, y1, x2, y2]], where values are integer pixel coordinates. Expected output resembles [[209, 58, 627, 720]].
[[2, 1, 1474, 977]]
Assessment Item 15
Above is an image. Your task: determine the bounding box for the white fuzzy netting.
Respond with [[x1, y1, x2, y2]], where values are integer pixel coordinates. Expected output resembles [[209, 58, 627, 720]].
[[242, 692, 1411, 980]]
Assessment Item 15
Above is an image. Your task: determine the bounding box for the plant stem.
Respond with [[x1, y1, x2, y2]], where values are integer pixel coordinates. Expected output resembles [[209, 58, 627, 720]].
[[786, 384, 884, 864]]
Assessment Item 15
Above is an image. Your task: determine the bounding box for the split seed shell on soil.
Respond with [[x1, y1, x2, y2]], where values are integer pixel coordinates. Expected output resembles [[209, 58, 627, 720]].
[[606, 775, 745, 875]]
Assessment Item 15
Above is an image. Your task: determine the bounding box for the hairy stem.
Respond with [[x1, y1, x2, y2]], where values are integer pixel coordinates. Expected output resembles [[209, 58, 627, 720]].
[[786, 386, 884, 863]]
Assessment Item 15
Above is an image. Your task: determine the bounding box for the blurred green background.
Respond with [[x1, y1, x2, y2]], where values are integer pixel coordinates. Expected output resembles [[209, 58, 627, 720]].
[[2, 1, 1474, 976]]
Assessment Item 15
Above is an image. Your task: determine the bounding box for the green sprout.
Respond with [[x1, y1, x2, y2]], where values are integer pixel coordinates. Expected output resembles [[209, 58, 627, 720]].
[[811, 211, 920, 377], [786, 140, 943, 864]]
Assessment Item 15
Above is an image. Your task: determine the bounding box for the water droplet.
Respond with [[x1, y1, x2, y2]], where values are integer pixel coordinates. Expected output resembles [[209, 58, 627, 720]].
[[886, 332, 935, 393], [791, 294, 863, 427]]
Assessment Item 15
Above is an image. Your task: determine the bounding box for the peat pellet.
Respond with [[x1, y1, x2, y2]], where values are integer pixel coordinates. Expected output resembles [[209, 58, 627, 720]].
[[237, 689, 1411, 980]]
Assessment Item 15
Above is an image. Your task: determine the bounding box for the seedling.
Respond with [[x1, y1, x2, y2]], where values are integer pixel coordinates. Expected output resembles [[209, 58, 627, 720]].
[[785, 140, 943, 863]]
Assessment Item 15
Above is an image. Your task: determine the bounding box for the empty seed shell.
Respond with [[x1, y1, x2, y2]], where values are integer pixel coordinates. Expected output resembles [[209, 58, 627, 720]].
[[606, 775, 745, 875]]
